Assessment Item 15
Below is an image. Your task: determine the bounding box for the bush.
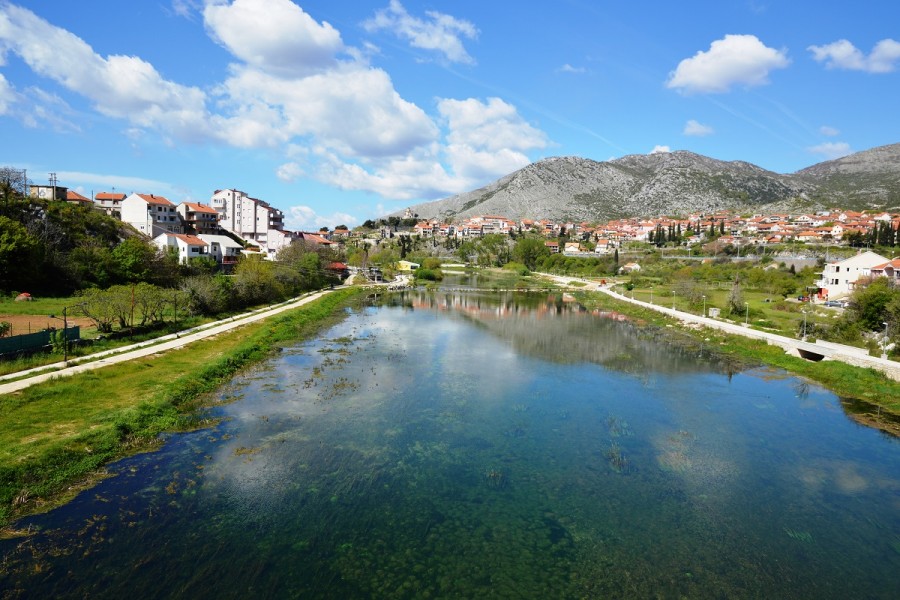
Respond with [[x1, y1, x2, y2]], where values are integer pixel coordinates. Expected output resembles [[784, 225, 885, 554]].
[[502, 261, 530, 276], [414, 268, 443, 281]]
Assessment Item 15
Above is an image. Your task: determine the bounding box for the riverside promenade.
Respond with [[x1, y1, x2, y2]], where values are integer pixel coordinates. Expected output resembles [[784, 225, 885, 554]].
[[0, 289, 335, 395], [539, 274, 900, 383]]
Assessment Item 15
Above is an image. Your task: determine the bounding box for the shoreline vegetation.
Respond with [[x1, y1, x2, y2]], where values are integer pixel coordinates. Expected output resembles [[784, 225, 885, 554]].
[[3, 274, 900, 531], [0, 287, 360, 532], [566, 283, 900, 434]]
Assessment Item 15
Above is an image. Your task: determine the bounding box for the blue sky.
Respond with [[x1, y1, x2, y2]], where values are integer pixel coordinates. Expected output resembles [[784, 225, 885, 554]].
[[1, 1, 898, 229]]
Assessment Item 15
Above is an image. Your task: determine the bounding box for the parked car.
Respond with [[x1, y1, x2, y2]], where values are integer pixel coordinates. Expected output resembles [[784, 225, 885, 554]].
[[797, 295, 810, 302], [824, 300, 842, 307]]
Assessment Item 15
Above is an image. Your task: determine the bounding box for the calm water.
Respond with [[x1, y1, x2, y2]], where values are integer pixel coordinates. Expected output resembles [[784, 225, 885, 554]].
[[2, 291, 900, 599]]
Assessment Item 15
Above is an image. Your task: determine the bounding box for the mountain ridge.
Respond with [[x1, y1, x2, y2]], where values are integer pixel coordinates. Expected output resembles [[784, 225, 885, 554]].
[[400, 143, 900, 222]]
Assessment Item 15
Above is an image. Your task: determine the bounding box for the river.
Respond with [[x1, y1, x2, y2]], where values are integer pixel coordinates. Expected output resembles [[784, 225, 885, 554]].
[[2, 290, 899, 598]]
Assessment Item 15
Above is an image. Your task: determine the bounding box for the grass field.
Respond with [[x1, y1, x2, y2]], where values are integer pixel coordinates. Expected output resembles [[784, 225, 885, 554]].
[[0, 288, 360, 528]]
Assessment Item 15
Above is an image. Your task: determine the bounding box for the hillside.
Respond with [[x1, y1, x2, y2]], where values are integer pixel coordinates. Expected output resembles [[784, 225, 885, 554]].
[[401, 143, 900, 222]]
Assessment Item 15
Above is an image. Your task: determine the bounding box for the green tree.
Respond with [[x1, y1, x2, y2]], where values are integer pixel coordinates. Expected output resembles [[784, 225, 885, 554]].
[[512, 237, 550, 270], [112, 237, 158, 283], [234, 255, 282, 305], [726, 273, 745, 314], [846, 277, 896, 331], [0, 216, 41, 292]]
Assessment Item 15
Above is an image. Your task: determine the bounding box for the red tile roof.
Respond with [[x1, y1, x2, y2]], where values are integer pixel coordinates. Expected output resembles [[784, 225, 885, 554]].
[[66, 190, 91, 202], [181, 202, 217, 214], [137, 193, 175, 206], [95, 192, 126, 200]]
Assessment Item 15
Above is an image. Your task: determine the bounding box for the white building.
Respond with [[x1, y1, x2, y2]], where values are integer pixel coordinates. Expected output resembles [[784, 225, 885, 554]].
[[94, 192, 126, 217], [198, 234, 244, 266], [122, 193, 182, 237], [210, 189, 285, 252], [177, 202, 219, 235], [816, 250, 888, 300], [153, 233, 208, 264]]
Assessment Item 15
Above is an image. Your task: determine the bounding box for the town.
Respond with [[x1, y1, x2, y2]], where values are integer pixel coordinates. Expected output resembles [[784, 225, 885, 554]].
[[26, 176, 900, 303]]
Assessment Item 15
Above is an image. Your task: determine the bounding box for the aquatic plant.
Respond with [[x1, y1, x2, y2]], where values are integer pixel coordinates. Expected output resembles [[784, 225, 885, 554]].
[[606, 415, 633, 438], [605, 442, 628, 473], [783, 528, 813, 543], [483, 467, 508, 489]]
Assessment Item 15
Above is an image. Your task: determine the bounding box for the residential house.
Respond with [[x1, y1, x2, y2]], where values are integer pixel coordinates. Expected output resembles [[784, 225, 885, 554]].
[[545, 241, 560, 254], [871, 258, 900, 286], [153, 233, 208, 264], [65, 190, 93, 206], [177, 202, 219, 235], [94, 192, 126, 217], [121, 193, 182, 237], [816, 250, 889, 300], [210, 188, 285, 252], [198, 234, 243, 267]]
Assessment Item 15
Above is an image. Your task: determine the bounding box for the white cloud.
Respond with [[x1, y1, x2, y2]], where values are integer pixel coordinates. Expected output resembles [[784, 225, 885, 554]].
[[438, 97, 547, 181], [808, 38, 900, 73], [363, 0, 478, 65], [0, 73, 15, 114], [285, 204, 359, 231], [650, 145, 671, 154], [808, 142, 852, 160], [558, 64, 586, 74], [216, 64, 438, 157], [0, 2, 549, 204], [55, 170, 172, 192], [0, 3, 213, 142], [683, 119, 714, 136], [666, 34, 790, 94], [819, 125, 839, 137], [204, 0, 343, 77], [276, 162, 304, 183]]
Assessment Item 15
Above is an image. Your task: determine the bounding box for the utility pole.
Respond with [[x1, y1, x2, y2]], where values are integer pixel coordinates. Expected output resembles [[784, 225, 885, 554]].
[[49, 172, 57, 201]]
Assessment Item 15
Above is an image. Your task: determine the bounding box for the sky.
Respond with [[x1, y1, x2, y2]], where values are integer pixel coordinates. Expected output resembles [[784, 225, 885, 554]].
[[1, 1, 898, 230]]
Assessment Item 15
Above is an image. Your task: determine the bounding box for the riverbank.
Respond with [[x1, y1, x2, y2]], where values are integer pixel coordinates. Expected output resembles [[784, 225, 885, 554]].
[[0, 287, 361, 530], [534, 273, 900, 428]]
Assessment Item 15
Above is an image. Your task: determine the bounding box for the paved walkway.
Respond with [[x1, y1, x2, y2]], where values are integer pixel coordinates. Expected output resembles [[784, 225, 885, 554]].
[[0, 289, 335, 395], [538, 274, 900, 382]]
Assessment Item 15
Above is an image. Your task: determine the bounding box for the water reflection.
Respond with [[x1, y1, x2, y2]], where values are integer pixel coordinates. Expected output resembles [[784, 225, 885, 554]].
[[2, 291, 899, 599]]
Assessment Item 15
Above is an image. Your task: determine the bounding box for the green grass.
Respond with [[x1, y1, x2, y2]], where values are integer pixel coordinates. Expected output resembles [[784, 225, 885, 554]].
[[0, 296, 73, 317], [0, 288, 360, 528], [575, 289, 900, 416], [628, 286, 840, 339]]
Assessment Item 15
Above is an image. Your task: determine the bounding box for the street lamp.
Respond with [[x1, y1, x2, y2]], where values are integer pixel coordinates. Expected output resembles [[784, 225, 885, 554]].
[[702, 294, 706, 317], [744, 302, 749, 325], [650, 287, 654, 304], [802, 308, 808, 341], [48, 306, 69, 365], [672, 290, 675, 310], [883, 322, 890, 359]]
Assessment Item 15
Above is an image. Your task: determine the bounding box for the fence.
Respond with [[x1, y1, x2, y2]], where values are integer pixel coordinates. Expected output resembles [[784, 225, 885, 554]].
[[0, 326, 80, 356]]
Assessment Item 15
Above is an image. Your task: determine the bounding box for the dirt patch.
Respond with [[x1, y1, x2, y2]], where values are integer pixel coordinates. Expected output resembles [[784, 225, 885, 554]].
[[0, 314, 96, 337]]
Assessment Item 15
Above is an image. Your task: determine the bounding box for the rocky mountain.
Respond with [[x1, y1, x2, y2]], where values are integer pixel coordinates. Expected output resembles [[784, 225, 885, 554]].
[[400, 143, 900, 222], [795, 143, 900, 208]]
